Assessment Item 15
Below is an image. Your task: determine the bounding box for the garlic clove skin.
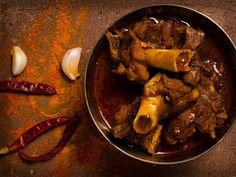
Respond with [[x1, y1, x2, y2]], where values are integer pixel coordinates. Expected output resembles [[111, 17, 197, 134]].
[[61, 47, 82, 81], [11, 46, 28, 76]]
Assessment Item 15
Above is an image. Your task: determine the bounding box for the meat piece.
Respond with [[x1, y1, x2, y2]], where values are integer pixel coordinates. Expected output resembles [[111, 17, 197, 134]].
[[133, 18, 163, 48], [106, 30, 150, 84], [216, 107, 227, 127], [194, 78, 227, 137], [122, 31, 150, 83], [126, 60, 149, 83], [133, 73, 200, 135], [141, 124, 163, 154], [143, 73, 200, 118], [166, 75, 227, 144], [117, 29, 132, 66], [133, 21, 150, 40], [192, 92, 217, 138], [143, 73, 199, 107], [183, 67, 201, 86], [162, 74, 192, 101], [107, 29, 132, 75], [190, 55, 214, 76], [170, 88, 200, 116], [189, 54, 202, 68], [194, 109, 216, 138], [165, 77, 227, 144], [120, 46, 130, 67], [114, 103, 133, 125], [133, 18, 190, 49], [172, 22, 187, 48], [115, 28, 130, 40], [161, 20, 174, 48], [165, 108, 196, 144], [111, 98, 140, 138], [123, 31, 194, 83], [132, 74, 167, 134], [132, 74, 166, 134], [105, 31, 120, 62], [111, 123, 131, 139], [105, 20, 197, 83], [114, 97, 140, 125], [157, 87, 200, 121], [201, 61, 214, 76], [113, 63, 127, 76], [182, 26, 205, 50]]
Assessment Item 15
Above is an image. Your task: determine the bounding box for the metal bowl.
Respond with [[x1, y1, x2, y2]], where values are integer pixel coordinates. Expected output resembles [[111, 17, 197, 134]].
[[85, 4, 236, 164]]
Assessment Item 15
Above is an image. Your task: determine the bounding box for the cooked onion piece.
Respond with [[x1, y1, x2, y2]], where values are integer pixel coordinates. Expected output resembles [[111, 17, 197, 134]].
[[11, 46, 28, 76], [61, 47, 82, 80]]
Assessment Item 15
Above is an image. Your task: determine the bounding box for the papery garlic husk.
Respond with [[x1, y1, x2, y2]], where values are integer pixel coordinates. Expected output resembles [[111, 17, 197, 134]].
[[11, 46, 28, 76], [61, 47, 82, 80]]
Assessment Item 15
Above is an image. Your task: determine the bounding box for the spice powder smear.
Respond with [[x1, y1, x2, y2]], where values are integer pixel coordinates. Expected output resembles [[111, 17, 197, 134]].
[[1, 0, 88, 171]]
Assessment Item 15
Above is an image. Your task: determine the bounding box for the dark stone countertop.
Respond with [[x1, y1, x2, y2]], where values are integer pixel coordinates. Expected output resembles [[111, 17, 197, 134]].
[[0, 0, 235, 177]]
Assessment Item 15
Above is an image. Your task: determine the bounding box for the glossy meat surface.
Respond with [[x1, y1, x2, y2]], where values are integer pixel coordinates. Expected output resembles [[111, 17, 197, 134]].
[[108, 17, 228, 154], [105, 18, 203, 83]]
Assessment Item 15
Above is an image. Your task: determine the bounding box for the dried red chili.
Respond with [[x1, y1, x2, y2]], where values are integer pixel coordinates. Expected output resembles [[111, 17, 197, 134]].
[[0, 80, 57, 95], [18, 114, 81, 163], [0, 116, 71, 155]]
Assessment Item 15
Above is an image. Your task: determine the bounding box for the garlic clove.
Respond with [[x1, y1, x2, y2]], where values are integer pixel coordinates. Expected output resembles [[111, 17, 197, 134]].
[[61, 47, 82, 81], [11, 46, 28, 76]]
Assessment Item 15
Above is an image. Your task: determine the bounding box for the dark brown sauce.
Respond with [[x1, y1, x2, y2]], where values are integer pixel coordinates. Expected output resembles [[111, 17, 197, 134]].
[[198, 35, 234, 113], [93, 49, 142, 128], [92, 18, 235, 155]]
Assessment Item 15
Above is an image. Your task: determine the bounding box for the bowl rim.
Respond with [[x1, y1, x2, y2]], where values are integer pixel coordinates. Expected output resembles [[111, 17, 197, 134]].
[[84, 4, 236, 165]]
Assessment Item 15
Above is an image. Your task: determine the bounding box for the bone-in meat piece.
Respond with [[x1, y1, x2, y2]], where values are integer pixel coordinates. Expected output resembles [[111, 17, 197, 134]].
[[182, 26, 205, 50]]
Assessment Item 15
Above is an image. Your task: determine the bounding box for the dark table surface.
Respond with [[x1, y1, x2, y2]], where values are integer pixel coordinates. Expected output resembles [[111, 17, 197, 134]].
[[0, 0, 235, 177]]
